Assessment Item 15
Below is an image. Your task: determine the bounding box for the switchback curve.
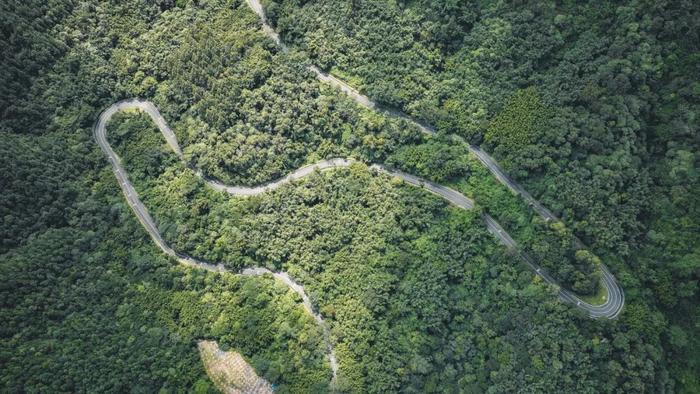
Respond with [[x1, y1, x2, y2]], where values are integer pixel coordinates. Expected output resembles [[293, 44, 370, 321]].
[[93, 100, 345, 381], [94, 99, 481, 384], [96, 100, 622, 336], [94, 98, 624, 385], [243, 0, 624, 319]]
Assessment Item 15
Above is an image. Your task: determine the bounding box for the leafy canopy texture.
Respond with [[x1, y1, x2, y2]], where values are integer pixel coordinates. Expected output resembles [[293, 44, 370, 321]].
[[485, 87, 552, 150], [1, 0, 699, 392]]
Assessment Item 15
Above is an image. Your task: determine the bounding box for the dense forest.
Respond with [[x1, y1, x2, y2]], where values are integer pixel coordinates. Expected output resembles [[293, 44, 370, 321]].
[[1, 0, 698, 392]]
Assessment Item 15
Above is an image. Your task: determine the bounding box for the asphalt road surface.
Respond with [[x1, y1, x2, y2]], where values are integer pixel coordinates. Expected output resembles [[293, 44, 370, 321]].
[[94, 100, 347, 380], [95, 103, 622, 366], [87, 3, 627, 386], [243, 0, 624, 319], [94, 96, 624, 383], [94, 100, 484, 381]]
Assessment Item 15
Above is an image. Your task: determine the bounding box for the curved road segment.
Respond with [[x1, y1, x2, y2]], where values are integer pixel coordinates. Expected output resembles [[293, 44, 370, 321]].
[[96, 99, 622, 323], [95, 97, 623, 383], [93, 101, 348, 379], [91, 2, 627, 381], [95, 99, 482, 381], [244, 0, 624, 319]]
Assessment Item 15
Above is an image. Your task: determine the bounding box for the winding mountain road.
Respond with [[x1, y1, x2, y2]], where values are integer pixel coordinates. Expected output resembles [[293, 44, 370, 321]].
[[96, 99, 622, 348], [94, 99, 484, 382], [92, 3, 626, 384], [94, 95, 622, 384], [243, 0, 624, 319]]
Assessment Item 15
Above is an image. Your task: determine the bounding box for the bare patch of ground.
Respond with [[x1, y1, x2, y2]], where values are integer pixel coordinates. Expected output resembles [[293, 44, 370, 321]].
[[198, 340, 273, 394]]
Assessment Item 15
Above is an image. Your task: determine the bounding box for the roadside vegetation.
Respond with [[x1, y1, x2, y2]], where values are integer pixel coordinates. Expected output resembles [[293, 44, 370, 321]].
[[107, 109, 637, 393]]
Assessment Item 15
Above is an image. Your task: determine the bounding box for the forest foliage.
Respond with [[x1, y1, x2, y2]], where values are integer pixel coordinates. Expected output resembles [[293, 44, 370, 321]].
[[1, 0, 698, 392]]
